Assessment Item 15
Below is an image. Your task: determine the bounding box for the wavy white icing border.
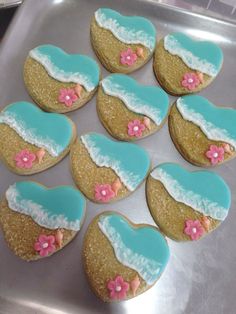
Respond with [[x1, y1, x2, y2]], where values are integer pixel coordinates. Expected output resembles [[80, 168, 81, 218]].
[[101, 77, 162, 125], [81, 135, 142, 191], [95, 9, 155, 51], [29, 49, 95, 92], [151, 168, 228, 220], [164, 35, 218, 77], [0, 111, 63, 157], [98, 215, 161, 285], [6, 184, 81, 231], [177, 98, 236, 149]]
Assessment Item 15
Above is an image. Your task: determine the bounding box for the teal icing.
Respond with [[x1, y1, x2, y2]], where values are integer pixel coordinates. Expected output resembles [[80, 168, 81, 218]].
[[151, 163, 231, 220], [101, 74, 169, 125], [29, 45, 100, 91], [81, 133, 150, 191], [95, 8, 156, 51], [98, 213, 170, 285], [176, 95, 236, 149], [0, 102, 73, 157], [164, 32, 223, 76], [6, 181, 86, 231]]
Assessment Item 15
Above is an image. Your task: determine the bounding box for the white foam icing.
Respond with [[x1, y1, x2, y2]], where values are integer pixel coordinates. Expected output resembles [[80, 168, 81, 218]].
[[98, 216, 161, 285], [0, 112, 62, 157], [177, 98, 236, 149], [6, 184, 81, 231], [151, 168, 228, 220], [164, 35, 218, 77]]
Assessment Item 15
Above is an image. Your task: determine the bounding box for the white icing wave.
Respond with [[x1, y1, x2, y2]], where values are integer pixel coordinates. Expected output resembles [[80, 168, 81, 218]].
[[101, 78, 162, 125], [81, 135, 140, 191], [151, 168, 228, 220], [164, 35, 217, 77], [95, 10, 155, 51], [6, 184, 81, 231], [29, 49, 95, 92], [177, 98, 236, 149], [98, 216, 161, 285], [0, 112, 62, 157]]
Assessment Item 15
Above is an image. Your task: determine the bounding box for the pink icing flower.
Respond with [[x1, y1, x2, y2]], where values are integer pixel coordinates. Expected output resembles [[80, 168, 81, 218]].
[[184, 219, 204, 241], [107, 275, 130, 300], [58, 88, 78, 107], [128, 119, 146, 138], [34, 234, 56, 257], [205, 145, 224, 165], [181, 72, 200, 90], [14, 149, 36, 168], [95, 184, 115, 202], [120, 48, 137, 66]]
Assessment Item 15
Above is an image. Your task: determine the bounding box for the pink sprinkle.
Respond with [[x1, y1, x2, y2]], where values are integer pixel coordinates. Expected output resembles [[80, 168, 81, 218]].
[[120, 48, 137, 66], [128, 119, 146, 138], [94, 184, 115, 202], [184, 219, 204, 241], [34, 234, 56, 257], [107, 275, 130, 300], [58, 88, 78, 107], [14, 149, 36, 169], [205, 145, 225, 165], [181, 72, 200, 90]]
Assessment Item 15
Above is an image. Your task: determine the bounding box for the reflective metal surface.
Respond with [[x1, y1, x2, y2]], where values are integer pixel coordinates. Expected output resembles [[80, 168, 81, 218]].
[[0, 0, 235, 313]]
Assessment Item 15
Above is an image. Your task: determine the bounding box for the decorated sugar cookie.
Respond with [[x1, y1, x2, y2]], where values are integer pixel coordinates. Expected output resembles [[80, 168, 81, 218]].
[[146, 163, 231, 241], [91, 8, 156, 73], [0, 101, 76, 175], [97, 74, 169, 141], [24, 45, 100, 113], [169, 95, 236, 167], [153, 32, 223, 95], [70, 133, 151, 203], [0, 181, 86, 261], [83, 211, 170, 301]]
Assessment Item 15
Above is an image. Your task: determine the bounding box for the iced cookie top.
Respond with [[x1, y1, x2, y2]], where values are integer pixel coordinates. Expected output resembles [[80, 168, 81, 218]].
[[94, 8, 156, 51]]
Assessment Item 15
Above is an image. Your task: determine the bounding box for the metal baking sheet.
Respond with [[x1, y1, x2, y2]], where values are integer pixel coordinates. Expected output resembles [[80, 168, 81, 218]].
[[0, 0, 235, 313]]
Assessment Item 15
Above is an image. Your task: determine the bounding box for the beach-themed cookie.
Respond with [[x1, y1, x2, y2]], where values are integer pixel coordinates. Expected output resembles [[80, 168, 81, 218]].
[[169, 95, 236, 167], [97, 74, 169, 141], [0, 101, 76, 175], [70, 133, 151, 203], [153, 32, 223, 95], [83, 211, 170, 302], [0, 181, 86, 261], [91, 8, 156, 73], [146, 163, 231, 241], [24, 44, 100, 113]]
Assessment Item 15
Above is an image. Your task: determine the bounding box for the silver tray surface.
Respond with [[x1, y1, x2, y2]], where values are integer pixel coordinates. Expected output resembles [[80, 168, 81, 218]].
[[0, 0, 235, 313]]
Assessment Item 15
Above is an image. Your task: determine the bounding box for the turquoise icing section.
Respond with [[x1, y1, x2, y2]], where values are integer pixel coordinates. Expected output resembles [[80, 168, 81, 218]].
[[98, 213, 170, 285], [81, 133, 150, 191], [176, 95, 236, 149], [101, 74, 169, 125], [0, 102, 73, 156], [164, 32, 223, 76], [6, 181, 86, 231], [29, 45, 100, 91], [151, 163, 231, 220], [95, 8, 156, 51]]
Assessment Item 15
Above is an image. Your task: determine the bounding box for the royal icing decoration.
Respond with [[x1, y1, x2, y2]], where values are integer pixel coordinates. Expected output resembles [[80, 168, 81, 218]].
[[143, 117, 151, 130], [176, 95, 236, 150], [201, 216, 210, 231], [55, 229, 64, 248], [136, 47, 144, 58], [5, 182, 86, 231], [94, 184, 115, 202], [130, 276, 140, 296], [205, 145, 225, 165], [111, 178, 122, 196], [29, 45, 100, 92], [14, 149, 36, 169], [184, 219, 204, 241], [94, 8, 156, 51], [101, 74, 169, 126], [75, 83, 82, 98], [58, 88, 78, 107], [120, 48, 137, 66], [164, 32, 223, 77], [181, 72, 200, 90], [0, 102, 74, 157], [107, 275, 130, 300], [36, 148, 46, 163], [98, 213, 170, 285], [127, 119, 146, 137], [150, 163, 231, 221], [34, 234, 56, 257], [80, 133, 150, 191]]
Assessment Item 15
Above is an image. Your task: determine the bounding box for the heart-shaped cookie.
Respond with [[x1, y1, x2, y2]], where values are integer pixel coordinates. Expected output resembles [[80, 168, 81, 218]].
[[169, 95, 236, 167], [153, 32, 223, 95], [0, 181, 86, 261], [97, 74, 169, 141], [146, 163, 231, 241], [0, 101, 76, 174], [91, 8, 156, 73], [83, 211, 170, 302], [24, 44, 100, 113], [70, 133, 151, 203]]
